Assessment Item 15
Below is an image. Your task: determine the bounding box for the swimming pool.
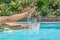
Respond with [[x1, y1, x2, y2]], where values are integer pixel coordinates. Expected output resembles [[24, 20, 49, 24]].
[[0, 22, 60, 40]]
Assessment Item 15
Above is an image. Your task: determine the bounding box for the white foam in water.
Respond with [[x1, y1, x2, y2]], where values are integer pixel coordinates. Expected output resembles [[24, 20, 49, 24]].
[[27, 8, 40, 34], [3, 28, 13, 33], [28, 23, 40, 34]]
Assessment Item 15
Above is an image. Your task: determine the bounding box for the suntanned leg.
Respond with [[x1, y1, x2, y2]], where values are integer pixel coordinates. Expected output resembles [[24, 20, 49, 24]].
[[5, 23, 31, 27], [0, 16, 9, 25], [4, 22, 39, 28], [8, 6, 35, 22], [3, 22, 31, 30], [0, 22, 39, 31], [0, 6, 35, 25], [0, 23, 30, 30]]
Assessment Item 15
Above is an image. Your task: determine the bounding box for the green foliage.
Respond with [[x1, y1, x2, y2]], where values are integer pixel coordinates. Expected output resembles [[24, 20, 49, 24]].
[[0, 0, 16, 4], [0, 0, 30, 16], [35, 0, 60, 17], [21, 3, 30, 9], [9, 1, 20, 12], [9, 1, 18, 9], [40, 10, 48, 17], [48, 0, 60, 10], [35, 0, 45, 11], [35, 0, 49, 17], [0, 0, 60, 17], [0, 3, 10, 16]]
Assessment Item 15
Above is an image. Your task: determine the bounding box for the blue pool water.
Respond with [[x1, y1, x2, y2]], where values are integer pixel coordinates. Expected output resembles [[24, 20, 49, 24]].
[[0, 22, 60, 40]]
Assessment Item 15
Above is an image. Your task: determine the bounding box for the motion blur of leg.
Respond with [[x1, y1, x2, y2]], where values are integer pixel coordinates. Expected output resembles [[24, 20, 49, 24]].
[[0, 6, 36, 30], [0, 6, 35, 26]]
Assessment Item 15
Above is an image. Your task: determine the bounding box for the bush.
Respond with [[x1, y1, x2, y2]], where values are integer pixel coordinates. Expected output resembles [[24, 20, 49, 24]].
[[35, 0, 45, 11], [0, 0, 29, 16], [41, 10, 48, 17]]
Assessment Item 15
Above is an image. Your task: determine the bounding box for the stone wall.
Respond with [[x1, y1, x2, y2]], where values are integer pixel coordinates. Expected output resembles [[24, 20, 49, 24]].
[[17, 17, 60, 22], [40, 17, 60, 22]]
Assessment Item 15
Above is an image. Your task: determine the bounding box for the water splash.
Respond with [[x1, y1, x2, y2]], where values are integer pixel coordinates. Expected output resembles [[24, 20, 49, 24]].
[[3, 28, 13, 33], [27, 11, 33, 24], [27, 9, 40, 34], [28, 23, 40, 34]]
